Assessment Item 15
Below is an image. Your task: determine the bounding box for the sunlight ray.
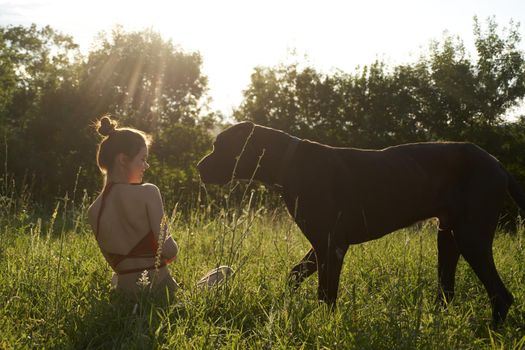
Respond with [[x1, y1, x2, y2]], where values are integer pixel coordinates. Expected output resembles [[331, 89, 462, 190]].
[[152, 47, 167, 130], [124, 55, 145, 113]]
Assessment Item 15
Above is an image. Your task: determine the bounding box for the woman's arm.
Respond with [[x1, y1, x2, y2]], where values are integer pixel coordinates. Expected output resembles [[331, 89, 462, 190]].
[[145, 184, 178, 262]]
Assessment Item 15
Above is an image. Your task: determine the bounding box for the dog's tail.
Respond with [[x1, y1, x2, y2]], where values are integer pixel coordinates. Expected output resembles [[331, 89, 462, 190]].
[[507, 171, 525, 212]]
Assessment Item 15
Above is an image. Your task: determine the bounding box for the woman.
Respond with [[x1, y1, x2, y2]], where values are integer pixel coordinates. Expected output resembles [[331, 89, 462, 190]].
[[87, 116, 179, 295]]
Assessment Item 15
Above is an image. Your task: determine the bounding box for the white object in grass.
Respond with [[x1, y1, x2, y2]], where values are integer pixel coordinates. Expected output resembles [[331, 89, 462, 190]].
[[196, 265, 235, 288]]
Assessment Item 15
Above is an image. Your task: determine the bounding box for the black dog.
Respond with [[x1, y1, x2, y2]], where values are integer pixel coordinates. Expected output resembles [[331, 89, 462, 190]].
[[197, 121, 525, 326]]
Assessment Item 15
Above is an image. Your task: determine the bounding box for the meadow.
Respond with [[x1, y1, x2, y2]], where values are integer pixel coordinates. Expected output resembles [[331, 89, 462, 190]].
[[1, 181, 525, 349]]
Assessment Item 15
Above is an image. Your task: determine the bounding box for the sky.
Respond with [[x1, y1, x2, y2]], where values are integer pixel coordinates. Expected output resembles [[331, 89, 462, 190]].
[[1, 0, 524, 118]]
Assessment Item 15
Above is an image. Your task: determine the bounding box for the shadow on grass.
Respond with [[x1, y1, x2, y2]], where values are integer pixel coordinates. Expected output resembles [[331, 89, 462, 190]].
[[61, 280, 271, 349]]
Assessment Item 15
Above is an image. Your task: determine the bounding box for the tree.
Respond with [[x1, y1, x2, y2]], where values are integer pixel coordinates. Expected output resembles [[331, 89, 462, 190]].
[[234, 18, 525, 149], [0, 24, 80, 132], [0, 24, 82, 198], [473, 17, 525, 127], [79, 26, 208, 133], [0, 24, 219, 204]]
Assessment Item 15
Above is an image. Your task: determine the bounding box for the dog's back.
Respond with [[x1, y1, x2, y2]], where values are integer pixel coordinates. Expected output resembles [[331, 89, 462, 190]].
[[306, 142, 507, 240]]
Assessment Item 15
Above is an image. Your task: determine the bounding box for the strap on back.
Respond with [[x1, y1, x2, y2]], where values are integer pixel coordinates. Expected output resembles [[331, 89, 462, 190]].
[[96, 182, 114, 239]]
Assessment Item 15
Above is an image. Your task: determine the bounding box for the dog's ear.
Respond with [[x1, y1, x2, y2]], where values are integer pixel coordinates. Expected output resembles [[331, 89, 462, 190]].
[[230, 120, 255, 139], [236, 120, 255, 129], [221, 121, 254, 137]]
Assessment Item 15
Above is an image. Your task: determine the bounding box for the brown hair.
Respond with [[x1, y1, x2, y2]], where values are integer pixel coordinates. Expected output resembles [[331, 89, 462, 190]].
[[95, 115, 152, 175]]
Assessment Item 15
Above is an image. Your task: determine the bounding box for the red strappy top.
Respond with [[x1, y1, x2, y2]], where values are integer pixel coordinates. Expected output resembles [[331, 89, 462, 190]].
[[95, 182, 170, 275]]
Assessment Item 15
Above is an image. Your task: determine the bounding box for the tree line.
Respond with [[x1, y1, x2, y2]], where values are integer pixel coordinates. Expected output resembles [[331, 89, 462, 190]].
[[1, 18, 525, 219], [0, 24, 218, 209]]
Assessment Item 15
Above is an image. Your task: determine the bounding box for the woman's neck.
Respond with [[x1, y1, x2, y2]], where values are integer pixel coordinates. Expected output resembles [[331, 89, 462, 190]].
[[106, 173, 130, 184]]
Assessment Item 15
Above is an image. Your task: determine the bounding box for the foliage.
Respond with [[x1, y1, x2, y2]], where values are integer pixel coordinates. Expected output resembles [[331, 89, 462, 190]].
[[0, 25, 82, 197], [235, 18, 525, 149], [0, 25, 218, 204]]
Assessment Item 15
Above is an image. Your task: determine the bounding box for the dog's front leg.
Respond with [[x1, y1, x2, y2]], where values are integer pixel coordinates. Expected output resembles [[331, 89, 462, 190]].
[[287, 248, 318, 290]]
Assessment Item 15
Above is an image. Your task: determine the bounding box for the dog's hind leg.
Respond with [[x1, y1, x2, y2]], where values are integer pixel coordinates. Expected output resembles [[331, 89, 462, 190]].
[[316, 240, 349, 306], [287, 248, 318, 290], [453, 217, 514, 327], [435, 228, 460, 306]]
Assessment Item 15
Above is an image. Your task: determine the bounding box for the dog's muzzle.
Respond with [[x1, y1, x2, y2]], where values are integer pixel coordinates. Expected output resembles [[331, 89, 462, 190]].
[[197, 155, 230, 185], [197, 156, 211, 182]]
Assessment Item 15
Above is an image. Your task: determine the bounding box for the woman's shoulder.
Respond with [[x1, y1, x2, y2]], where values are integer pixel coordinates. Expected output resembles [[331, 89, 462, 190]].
[[139, 182, 160, 191], [111, 182, 159, 194], [139, 182, 161, 195], [136, 183, 163, 202], [87, 183, 162, 211]]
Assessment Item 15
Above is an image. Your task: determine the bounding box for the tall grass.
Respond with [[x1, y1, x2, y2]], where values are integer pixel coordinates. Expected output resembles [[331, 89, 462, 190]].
[[1, 174, 525, 349]]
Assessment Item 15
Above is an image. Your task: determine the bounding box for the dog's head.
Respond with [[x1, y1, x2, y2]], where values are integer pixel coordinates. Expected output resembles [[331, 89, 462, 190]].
[[197, 121, 263, 185]]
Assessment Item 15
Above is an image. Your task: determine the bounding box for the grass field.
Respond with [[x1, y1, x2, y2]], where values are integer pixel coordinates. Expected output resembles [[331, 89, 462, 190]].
[[1, 184, 525, 349]]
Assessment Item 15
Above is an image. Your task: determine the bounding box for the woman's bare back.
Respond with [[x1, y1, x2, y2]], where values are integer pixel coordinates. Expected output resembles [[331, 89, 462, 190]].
[[87, 183, 178, 293]]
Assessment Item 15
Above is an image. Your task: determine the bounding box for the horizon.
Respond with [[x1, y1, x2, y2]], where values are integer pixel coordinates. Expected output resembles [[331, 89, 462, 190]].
[[1, 0, 524, 119]]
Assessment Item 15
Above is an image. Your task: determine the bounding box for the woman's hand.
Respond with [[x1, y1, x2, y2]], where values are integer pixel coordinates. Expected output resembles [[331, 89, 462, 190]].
[[161, 236, 178, 263]]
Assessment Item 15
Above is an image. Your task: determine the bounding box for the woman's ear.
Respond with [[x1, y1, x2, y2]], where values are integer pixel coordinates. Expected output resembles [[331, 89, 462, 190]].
[[116, 153, 129, 166]]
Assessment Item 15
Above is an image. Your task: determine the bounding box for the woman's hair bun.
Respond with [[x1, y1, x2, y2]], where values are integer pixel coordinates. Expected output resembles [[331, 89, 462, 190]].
[[97, 116, 118, 137]]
